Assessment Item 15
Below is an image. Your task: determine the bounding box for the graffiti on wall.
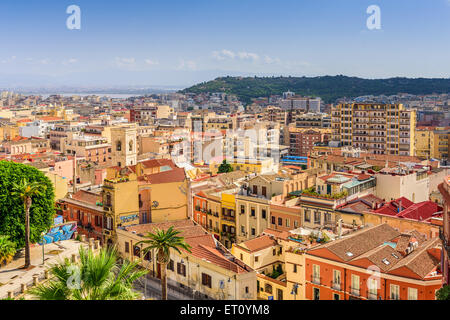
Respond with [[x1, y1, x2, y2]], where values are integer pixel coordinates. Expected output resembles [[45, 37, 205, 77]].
[[39, 222, 78, 245]]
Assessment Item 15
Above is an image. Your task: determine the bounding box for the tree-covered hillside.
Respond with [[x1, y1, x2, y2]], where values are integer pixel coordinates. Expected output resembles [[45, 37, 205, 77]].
[[180, 76, 450, 104]]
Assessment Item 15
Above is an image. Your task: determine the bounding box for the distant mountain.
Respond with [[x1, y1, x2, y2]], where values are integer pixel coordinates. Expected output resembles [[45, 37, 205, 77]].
[[180, 76, 450, 104]]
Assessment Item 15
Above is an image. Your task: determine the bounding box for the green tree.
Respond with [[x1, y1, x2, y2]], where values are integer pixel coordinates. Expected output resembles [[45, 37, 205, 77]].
[[136, 226, 191, 300], [218, 160, 233, 173], [11, 178, 47, 268], [0, 235, 16, 266], [0, 161, 55, 256], [436, 285, 450, 300], [30, 247, 147, 300]]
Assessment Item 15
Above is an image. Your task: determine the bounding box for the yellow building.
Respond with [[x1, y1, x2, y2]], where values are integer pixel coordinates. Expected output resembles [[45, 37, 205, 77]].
[[210, 157, 276, 175], [116, 220, 257, 300], [220, 192, 237, 249], [430, 128, 449, 160], [102, 173, 140, 246]]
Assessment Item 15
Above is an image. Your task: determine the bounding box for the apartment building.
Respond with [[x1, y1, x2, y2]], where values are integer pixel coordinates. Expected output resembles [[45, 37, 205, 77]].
[[300, 224, 442, 300], [288, 127, 331, 157], [331, 103, 416, 156], [416, 127, 450, 161], [438, 176, 450, 286]]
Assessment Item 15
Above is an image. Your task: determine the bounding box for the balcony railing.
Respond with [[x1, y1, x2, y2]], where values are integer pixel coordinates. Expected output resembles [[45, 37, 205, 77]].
[[331, 282, 341, 291], [367, 291, 378, 300], [350, 287, 360, 297], [311, 275, 321, 285]]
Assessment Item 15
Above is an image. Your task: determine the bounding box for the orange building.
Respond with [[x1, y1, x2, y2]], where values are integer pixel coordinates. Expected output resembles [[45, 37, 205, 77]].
[[193, 191, 209, 228], [59, 190, 104, 243], [301, 224, 442, 300], [438, 176, 450, 286]]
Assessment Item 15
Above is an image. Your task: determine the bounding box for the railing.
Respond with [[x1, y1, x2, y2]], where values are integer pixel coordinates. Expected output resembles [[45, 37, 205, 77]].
[[331, 282, 341, 291], [222, 215, 236, 222], [350, 287, 360, 297], [367, 291, 378, 300], [311, 275, 321, 285]]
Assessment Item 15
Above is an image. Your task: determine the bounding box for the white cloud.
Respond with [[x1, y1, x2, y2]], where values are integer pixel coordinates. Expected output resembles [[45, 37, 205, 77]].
[[177, 59, 197, 71], [237, 52, 259, 61], [114, 57, 136, 67], [144, 59, 159, 66], [212, 50, 285, 64], [62, 58, 78, 65]]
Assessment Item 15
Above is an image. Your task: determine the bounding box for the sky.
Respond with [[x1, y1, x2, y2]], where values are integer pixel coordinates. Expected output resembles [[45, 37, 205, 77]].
[[0, 0, 449, 88]]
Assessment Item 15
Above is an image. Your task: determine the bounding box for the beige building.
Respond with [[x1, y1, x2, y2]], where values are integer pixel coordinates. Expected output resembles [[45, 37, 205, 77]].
[[110, 124, 137, 167], [117, 220, 257, 300], [331, 103, 416, 156]]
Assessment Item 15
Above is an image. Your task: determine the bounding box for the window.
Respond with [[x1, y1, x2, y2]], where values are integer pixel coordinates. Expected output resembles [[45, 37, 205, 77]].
[[253, 185, 257, 194], [304, 210, 311, 222], [390, 284, 400, 300], [313, 288, 320, 300], [314, 211, 321, 224], [408, 288, 417, 300], [116, 141, 122, 151], [240, 205, 245, 214], [273, 249, 276, 256], [240, 253, 243, 260], [262, 209, 267, 219], [124, 242, 130, 253], [368, 278, 378, 299], [251, 228, 256, 236], [265, 283, 272, 294], [262, 186, 267, 197], [251, 208, 255, 217], [133, 245, 140, 257], [278, 217, 282, 226], [351, 275, 360, 296], [271, 216, 276, 224], [312, 265, 320, 284], [333, 270, 341, 289], [333, 293, 340, 300], [286, 219, 290, 227], [177, 263, 186, 277], [201, 273, 212, 288], [277, 288, 283, 300], [255, 256, 259, 263], [293, 264, 297, 273]]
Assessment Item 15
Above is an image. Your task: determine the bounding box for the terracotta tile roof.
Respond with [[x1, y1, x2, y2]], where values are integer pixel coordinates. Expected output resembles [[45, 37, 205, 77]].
[[140, 158, 176, 169], [190, 245, 248, 274], [262, 228, 291, 241], [388, 238, 441, 279], [237, 235, 278, 253], [125, 220, 251, 274], [138, 167, 186, 184], [72, 190, 102, 205], [310, 224, 401, 262]]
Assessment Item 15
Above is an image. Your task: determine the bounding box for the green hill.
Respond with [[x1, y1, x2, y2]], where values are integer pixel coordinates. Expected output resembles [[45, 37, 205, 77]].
[[180, 76, 450, 104]]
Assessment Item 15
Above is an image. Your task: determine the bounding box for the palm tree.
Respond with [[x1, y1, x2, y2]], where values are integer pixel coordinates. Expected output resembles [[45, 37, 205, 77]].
[[11, 178, 46, 268], [0, 235, 16, 267], [30, 246, 147, 300], [136, 226, 191, 300]]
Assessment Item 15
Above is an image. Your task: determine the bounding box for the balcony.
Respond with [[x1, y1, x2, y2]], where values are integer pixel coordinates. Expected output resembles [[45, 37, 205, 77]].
[[311, 275, 321, 285], [350, 287, 360, 297], [367, 291, 378, 300], [222, 215, 236, 222], [331, 282, 341, 291]]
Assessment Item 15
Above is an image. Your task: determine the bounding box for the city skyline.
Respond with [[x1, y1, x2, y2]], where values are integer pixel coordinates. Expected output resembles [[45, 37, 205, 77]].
[[0, 0, 450, 88]]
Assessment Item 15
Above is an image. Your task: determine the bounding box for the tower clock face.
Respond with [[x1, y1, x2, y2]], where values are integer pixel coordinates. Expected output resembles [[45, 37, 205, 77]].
[[152, 201, 159, 208]]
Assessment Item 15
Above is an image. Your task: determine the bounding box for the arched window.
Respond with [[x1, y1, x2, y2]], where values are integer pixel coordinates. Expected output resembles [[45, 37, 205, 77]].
[[116, 141, 122, 151], [105, 193, 112, 206], [129, 140, 133, 152]]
